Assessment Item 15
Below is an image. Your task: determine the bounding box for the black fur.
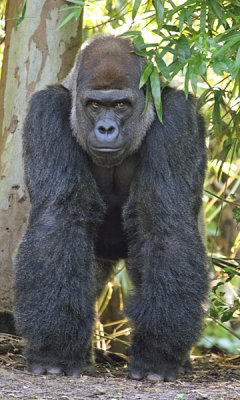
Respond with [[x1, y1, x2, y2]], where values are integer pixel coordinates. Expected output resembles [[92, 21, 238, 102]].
[[14, 35, 208, 381]]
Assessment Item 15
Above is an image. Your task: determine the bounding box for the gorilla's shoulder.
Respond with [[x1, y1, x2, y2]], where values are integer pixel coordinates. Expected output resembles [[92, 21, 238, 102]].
[[160, 86, 202, 132], [162, 86, 196, 112], [23, 85, 73, 147], [28, 84, 71, 116]]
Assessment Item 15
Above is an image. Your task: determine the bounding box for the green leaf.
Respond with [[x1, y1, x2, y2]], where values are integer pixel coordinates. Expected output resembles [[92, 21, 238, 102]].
[[170, 60, 188, 78], [216, 144, 232, 180], [209, 0, 226, 25], [234, 46, 240, 78], [215, 36, 240, 57], [184, 4, 197, 26], [210, 308, 218, 318], [166, 0, 196, 21], [184, 64, 190, 99], [211, 57, 237, 77], [142, 80, 150, 116], [132, 0, 142, 20], [15, 0, 27, 27], [190, 71, 198, 94], [175, 35, 191, 60], [197, 88, 213, 110], [156, 24, 179, 33], [120, 31, 142, 37], [233, 206, 240, 224], [221, 311, 234, 323], [236, 46, 240, 64], [66, 0, 85, 4], [156, 56, 171, 80], [150, 67, 162, 123], [200, 1, 206, 33], [216, 27, 240, 43], [59, 6, 82, 11], [155, 0, 165, 21], [190, 54, 206, 75], [57, 9, 82, 30], [179, 9, 185, 32], [139, 63, 153, 89]]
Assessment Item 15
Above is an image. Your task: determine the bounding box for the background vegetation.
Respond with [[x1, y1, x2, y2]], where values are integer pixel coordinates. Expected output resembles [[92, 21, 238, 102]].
[[1, 0, 240, 356]]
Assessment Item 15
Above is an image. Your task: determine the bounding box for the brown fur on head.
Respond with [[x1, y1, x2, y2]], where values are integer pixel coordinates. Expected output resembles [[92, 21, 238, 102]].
[[64, 35, 155, 167], [76, 35, 144, 90]]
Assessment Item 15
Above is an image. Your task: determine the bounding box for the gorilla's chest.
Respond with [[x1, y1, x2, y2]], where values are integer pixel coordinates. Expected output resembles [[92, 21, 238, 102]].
[[90, 153, 139, 207], [90, 153, 139, 260]]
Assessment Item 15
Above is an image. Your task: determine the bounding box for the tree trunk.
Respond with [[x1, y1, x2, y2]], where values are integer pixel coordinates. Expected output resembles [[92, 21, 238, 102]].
[[0, 0, 83, 313]]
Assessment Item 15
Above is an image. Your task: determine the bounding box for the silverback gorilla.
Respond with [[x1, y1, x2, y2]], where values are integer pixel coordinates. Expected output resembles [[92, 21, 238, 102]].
[[14, 35, 208, 381]]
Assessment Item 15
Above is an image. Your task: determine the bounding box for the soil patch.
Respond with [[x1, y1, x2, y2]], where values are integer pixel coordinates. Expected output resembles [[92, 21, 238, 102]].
[[0, 335, 239, 400]]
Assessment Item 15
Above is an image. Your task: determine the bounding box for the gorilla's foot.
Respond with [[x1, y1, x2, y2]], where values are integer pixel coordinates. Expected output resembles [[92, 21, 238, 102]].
[[146, 370, 178, 382], [128, 367, 146, 380], [128, 367, 179, 382], [128, 358, 192, 382], [29, 363, 96, 377]]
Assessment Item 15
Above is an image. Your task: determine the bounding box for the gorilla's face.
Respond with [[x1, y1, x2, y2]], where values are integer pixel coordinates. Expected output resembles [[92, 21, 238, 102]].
[[75, 88, 151, 167], [69, 36, 155, 167]]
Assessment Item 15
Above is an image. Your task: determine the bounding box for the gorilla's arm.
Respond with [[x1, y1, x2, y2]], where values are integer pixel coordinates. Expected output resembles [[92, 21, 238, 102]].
[[15, 85, 105, 375], [123, 88, 208, 381]]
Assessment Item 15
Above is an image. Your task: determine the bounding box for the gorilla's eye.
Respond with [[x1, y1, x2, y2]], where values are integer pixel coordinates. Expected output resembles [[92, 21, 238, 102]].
[[91, 101, 100, 109], [115, 102, 125, 109]]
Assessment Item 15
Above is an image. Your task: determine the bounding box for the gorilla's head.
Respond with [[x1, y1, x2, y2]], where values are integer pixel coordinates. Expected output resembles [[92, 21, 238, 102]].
[[66, 35, 155, 167]]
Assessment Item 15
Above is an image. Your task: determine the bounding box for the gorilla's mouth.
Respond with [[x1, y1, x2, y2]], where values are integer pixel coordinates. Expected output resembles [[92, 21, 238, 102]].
[[88, 146, 126, 167], [91, 146, 122, 153]]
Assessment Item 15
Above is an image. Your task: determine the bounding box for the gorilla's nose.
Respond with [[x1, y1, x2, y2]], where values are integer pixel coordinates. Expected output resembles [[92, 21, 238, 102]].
[[95, 120, 119, 141]]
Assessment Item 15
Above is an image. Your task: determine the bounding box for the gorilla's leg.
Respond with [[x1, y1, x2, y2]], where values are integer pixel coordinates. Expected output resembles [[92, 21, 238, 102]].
[[15, 208, 96, 376], [126, 230, 208, 381]]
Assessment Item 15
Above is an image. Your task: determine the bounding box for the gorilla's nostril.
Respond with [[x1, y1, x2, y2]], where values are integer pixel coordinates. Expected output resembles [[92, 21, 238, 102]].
[[107, 126, 116, 134], [98, 126, 107, 134], [97, 123, 116, 135]]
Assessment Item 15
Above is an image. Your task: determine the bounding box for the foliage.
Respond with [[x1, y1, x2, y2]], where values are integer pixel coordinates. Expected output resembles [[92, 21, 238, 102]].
[[58, 0, 85, 30], [126, 1, 240, 152]]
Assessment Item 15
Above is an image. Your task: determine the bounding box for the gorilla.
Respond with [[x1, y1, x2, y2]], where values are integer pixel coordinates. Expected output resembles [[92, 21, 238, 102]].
[[14, 35, 208, 381]]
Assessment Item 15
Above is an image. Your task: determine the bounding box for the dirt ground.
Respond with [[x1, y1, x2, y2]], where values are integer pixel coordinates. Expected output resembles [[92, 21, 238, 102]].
[[0, 335, 239, 400]]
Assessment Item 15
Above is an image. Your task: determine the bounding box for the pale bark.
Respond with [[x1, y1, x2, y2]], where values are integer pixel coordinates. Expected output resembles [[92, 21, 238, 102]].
[[0, 0, 83, 311]]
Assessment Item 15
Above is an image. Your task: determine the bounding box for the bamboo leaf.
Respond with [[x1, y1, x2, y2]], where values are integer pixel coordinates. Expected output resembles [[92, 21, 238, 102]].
[[190, 71, 198, 94], [139, 63, 153, 89], [16, 1, 27, 27], [170, 60, 188, 78], [215, 36, 240, 57], [209, 0, 226, 24], [142, 80, 150, 116], [120, 31, 142, 37], [66, 0, 85, 4], [156, 56, 171, 80], [166, 0, 196, 20], [234, 46, 240, 77], [184, 64, 190, 99], [155, 0, 165, 21], [59, 6, 82, 12], [132, 0, 141, 20], [216, 144, 232, 180], [179, 9, 185, 32], [57, 10, 82, 30], [200, 0, 206, 33], [150, 67, 162, 123]]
